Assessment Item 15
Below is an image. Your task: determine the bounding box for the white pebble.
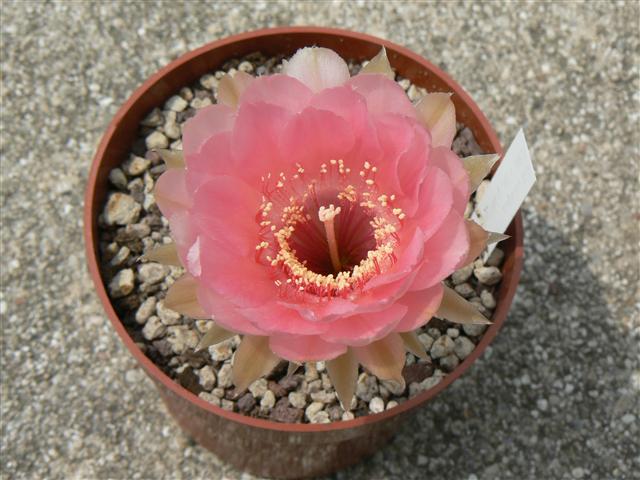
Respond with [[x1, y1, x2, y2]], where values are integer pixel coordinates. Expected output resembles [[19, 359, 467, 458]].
[[369, 397, 385, 413]]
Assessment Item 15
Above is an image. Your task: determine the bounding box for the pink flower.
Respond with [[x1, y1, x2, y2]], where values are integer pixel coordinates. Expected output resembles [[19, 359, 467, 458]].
[[151, 47, 498, 406]]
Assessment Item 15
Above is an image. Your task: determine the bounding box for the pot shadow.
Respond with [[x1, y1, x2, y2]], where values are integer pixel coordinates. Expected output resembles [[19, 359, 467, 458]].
[[325, 210, 639, 480]]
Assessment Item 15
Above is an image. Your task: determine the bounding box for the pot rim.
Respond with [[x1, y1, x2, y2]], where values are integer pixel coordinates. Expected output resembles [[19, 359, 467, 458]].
[[84, 25, 524, 434]]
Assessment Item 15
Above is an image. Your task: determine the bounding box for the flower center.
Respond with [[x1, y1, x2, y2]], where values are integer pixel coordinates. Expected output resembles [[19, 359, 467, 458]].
[[255, 159, 403, 298]]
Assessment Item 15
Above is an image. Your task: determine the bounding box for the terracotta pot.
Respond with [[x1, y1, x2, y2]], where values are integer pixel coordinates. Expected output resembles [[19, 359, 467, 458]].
[[84, 26, 524, 479]]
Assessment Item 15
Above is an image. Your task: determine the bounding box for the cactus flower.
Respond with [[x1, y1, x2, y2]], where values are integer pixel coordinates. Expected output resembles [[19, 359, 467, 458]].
[[149, 47, 503, 409]]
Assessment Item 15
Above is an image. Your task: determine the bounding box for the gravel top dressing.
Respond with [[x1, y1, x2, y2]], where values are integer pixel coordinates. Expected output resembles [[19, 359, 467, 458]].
[[97, 53, 504, 424]]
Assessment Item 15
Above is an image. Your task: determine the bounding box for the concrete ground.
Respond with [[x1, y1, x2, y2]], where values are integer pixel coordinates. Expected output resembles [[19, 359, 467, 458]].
[[1, 1, 638, 479]]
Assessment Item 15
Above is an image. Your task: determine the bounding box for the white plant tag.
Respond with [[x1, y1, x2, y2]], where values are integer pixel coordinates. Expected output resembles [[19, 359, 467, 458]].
[[472, 129, 535, 257]]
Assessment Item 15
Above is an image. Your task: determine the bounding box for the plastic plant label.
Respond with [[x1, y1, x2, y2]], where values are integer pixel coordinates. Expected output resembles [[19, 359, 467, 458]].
[[472, 129, 535, 257]]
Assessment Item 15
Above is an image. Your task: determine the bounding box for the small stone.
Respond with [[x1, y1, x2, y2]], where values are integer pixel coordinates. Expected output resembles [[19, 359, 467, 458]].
[[480, 290, 497, 309], [397, 78, 410, 90], [621, 413, 636, 424], [454, 336, 475, 360], [221, 399, 234, 411], [454, 282, 475, 298], [145, 131, 169, 150], [427, 327, 442, 339], [407, 85, 421, 101], [309, 411, 330, 424], [409, 376, 442, 397], [306, 379, 322, 394], [199, 73, 218, 90], [108, 269, 135, 298], [141, 108, 164, 127], [418, 333, 434, 351], [447, 328, 460, 338], [236, 393, 256, 413], [165, 95, 188, 112], [238, 61, 254, 73], [342, 411, 355, 421], [142, 316, 166, 340], [217, 364, 233, 388], [179, 87, 194, 101], [278, 375, 300, 392], [304, 363, 319, 381], [305, 402, 324, 422], [381, 379, 406, 396], [270, 399, 303, 423], [402, 362, 434, 385], [386, 400, 399, 410], [156, 301, 181, 325], [474, 266, 503, 285], [310, 391, 336, 404], [197, 365, 217, 390], [451, 264, 474, 285], [356, 373, 379, 402], [486, 248, 504, 267], [198, 392, 221, 407], [163, 119, 181, 140], [463, 324, 487, 337], [208, 339, 234, 361], [537, 398, 549, 411], [104, 193, 141, 225], [260, 390, 276, 409], [123, 155, 151, 176], [430, 335, 455, 359], [190, 97, 212, 109], [440, 354, 460, 372], [288, 391, 307, 409], [248, 378, 268, 398], [268, 381, 288, 398], [369, 397, 385, 413], [109, 168, 128, 189], [137, 263, 169, 285], [109, 246, 130, 267], [135, 297, 157, 324], [571, 467, 585, 479], [166, 326, 199, 355]]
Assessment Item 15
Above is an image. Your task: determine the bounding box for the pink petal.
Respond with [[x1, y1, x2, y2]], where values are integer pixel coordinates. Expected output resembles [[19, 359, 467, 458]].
[[231, 102, 292, 184], [308, 86, 368, 136], [184, 131, 233, 191], [197, 286, 266, 335], [410, 210, 470, 290], [198, 235, 276, 308], [190, 175, 261, 255], [394, 124, 430, 211], [279, 107, 356, 173], [241, 74, 313, 113], [394, 283, 444, 331], [430, 146, 469, 214], [348, 74, 417, 119], [183, 104, 235, 157], [244, 303, 329, 335], [269, 335, 346, 362], [283, 47, 351, 92], [414, 166, 454, 240], [323, 303, 408, 346], [154, 168, 192, 219]]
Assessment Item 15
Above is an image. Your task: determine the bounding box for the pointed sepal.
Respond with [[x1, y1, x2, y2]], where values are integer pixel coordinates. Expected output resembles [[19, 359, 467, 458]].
[[399, 331, 427, 360], [196, 324, 236, 351], [437, 285, 491, 325], [155, 149, 185, 169], [217, 71, 253, 109], [326, 349, 359, 411], [232, 336, 281, 392], [144, 242, 182, 267], [164, 274, 208, 319], [354, 334, 406, 385], [360, 47, 394, 80], [463, 154, 500, 193], [415, 92, 456, 148]]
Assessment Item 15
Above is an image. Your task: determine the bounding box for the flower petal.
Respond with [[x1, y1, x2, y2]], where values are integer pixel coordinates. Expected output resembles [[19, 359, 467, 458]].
[[241, 74, 313, 113], [430, 146, 470, 215], [414, 166, 454, 240], [217, 71, 254, 109], [269, 335, 346, 362], [197, 286, 266, 335], [245, 303, 329, 335], [183, 104, 235, 157], [323, 303, 408, 346], [348, 74, 417, 119], [283, 47, 351, 92], [232, 336, 281, 391], [154, 168, 192, 219], [415, 92, 456, 148], [395, 283, 444, 331], [410, 210, 469, 290]]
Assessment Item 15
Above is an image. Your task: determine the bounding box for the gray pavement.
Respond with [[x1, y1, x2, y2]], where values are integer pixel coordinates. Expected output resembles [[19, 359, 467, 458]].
[[1, 1, 638, 479]]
